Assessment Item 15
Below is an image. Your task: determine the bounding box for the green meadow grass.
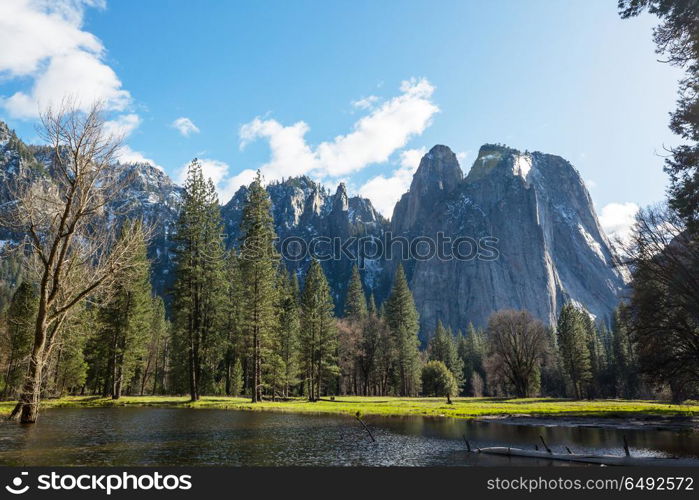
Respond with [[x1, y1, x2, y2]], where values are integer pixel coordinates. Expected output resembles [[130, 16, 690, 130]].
[[1, 396, 696, 420]]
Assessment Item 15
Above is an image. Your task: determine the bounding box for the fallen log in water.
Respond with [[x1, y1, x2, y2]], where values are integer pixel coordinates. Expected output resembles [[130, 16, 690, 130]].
[[476, 447, 699, 466]]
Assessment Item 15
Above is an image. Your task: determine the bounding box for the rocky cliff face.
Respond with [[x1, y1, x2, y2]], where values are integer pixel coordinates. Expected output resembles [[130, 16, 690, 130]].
[[0, 121, 45, 203], [392, 145, 463, 235], [0, 119, 627, 335], [108, 161, 183, 297], [221, 176, 387, 311], [390, 144, 628, 336]]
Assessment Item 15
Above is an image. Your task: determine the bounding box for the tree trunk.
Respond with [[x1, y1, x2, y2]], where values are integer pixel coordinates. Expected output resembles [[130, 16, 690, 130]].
[[251, 329, 259, 403], [152, 354, 159, 396], [316, 352, 322, 400], [113, 375, 122, 400], [2, 349, 15, 398], [9, 350, 44, 423], [225, 355, 232, 396], [9, 310, 50, 423], [188, 330, 198, 402], [112, 348, 125, 400], [255, 334, 262, 402]]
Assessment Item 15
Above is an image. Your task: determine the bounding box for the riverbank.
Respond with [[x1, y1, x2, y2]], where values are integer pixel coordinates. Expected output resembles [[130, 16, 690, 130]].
[[1, 396, 697, 425]]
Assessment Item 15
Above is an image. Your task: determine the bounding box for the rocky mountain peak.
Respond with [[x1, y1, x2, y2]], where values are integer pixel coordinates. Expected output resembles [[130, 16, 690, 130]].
[[466, 143, 529, 183], [0, 121, 11, 144], [332, 182, 349, 212], [396, 143, 627, 336], [391, 144, 462, 234], [410, 144, 462, 195]]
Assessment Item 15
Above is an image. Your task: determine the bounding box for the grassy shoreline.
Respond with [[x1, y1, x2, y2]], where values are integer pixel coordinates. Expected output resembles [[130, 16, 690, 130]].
[[1, 396, 697, 421]]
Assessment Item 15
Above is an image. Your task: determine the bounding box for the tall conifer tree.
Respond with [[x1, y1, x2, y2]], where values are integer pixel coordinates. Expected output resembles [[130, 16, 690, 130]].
[[238, 171, 279, 402], [611, 304, 639, 398], [556, 302, 592, 399], [344, 265, 367, 320], [3, 282, 37, 397], [223, 250, 243, 395], [99, 221, 153, 399], [172, 159, 227, 401], [428, 320, 464, 389], [384, 264, 421, 396], [275, 268, 300, 398], [142, 296, 168, 395], [457, 323, 487, 396], [299, 260, 338, 400]]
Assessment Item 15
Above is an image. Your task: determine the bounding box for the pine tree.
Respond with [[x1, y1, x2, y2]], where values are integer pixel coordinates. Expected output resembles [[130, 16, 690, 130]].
[[50, 304, 90, 396], [299, 260, 338, 400], [367, 293, 377, 316], [582, 314, 607, 398], [275, 268, 300, 398], [340, 265, 367, 395], [619, 1, 699, 232], [140, 296, 168, 395], [427, 320, 464, 390], [222, 250, 243, 395], [230, 358, 244, 396], [172, 159, 227, 401], [99, 221, 153, 399], [344, 265, 367, 320], [355, 312, 378, 395], [3, 281, 37, 397], [541, 325, 566, 397], [611, 304, 639, 398], [556, 303, 592, 399], [372, 312, 394, 396], [384, 264, 421, 396], [238, 171, 279, 402], [457, 323, 486, 396], [83, 302, 111, 395]]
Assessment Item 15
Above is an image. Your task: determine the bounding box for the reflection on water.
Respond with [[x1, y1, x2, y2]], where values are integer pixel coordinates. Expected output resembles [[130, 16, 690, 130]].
[[0, 408, 696, 466]]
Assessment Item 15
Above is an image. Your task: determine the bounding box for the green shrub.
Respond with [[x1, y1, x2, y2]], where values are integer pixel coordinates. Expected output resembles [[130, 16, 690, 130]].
[[421, 361, 458, 401]]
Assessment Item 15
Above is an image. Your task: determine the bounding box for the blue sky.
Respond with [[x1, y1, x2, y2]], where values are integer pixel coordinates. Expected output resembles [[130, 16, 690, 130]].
[[0, 0, 682, 238]]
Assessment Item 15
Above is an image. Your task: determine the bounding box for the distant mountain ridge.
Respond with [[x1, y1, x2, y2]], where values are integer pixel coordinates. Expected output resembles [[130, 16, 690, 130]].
[[0, 120, 628, 336]]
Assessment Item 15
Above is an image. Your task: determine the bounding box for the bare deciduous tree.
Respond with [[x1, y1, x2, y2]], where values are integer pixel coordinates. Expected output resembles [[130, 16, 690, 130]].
[[624, 204, 699, 400], [0, 100, 144, 423], [485, 309, 548, 398]]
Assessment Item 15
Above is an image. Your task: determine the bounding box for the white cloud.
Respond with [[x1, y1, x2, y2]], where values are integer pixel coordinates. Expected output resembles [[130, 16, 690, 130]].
[[240, 119, 315, 179], [0, 2, 162, 171], [175, 159, 250, 204], [115, 145, 163, 171], [358, 147, 427, 218], [599, 202, 639, 243], [351, 95, 379, 110], [0, 0, 131, 118], [399, 147, 428, 171], [176, 158, 227, 186], [220, 169, 257, 202], [239, 77, 439, 182], [456, 151, 469, 172], [105, 114, 164, 170], [104, 113, 141, 138], [172, 117, 200, 137]]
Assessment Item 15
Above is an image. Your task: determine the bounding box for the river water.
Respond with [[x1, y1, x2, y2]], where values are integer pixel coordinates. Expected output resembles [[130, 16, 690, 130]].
[[0, 408, 696, 466]]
